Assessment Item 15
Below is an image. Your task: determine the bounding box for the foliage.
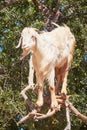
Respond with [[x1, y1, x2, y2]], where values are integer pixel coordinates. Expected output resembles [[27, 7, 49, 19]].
[[0, 0, 87, 130]]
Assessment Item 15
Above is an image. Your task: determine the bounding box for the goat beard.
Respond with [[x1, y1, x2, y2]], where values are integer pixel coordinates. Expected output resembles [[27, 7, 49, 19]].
[[20, 47, 30, 60]]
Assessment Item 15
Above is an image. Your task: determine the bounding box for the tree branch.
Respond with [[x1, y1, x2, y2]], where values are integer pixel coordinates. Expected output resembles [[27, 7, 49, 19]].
[[17, 94, 87, 125], [66, 100, 87, 122], [17, 107, 60, 125], [64, 102, 71, 130], [0, 0, 21, 10]]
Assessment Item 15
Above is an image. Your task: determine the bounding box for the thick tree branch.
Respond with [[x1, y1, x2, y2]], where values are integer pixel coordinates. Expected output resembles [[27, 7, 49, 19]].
[[0, 0, 21, 10], [17, 94, 87, 125]]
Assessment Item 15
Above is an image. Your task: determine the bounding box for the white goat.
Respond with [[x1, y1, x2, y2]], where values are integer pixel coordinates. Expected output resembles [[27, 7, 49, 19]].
[[16, 25, 75, 109]]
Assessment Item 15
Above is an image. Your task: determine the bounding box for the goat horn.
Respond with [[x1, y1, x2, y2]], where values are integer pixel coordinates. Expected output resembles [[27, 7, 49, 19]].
[[16, 37, 22, 48], [51, 22, 60, 27]]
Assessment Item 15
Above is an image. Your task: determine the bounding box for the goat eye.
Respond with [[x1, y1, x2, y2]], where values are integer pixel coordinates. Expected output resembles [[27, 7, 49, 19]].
[[31, 36, 35, 41], [31, 36, 34, 39]]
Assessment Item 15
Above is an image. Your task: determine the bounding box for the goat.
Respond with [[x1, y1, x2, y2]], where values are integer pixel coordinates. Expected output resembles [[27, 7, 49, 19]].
[[16, 25, 75, 109]]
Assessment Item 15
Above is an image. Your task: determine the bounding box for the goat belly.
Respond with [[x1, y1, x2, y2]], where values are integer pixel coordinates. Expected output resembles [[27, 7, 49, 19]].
[[55, 48, 70, 68]]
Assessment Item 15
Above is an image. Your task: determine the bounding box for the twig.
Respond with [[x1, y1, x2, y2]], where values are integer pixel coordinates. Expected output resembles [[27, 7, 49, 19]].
[[28, 54, 35, 88]]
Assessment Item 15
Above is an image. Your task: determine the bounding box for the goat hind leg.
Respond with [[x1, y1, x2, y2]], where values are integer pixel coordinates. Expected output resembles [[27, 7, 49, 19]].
[[55, 74, 62, 95], [48, 69, 58, 109], [61, 71, 69, 95], [61, 56, 73, 94]]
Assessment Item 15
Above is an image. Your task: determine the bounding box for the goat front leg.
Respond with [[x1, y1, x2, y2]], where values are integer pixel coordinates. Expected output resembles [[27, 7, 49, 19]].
[[49, 86, 58, 109], [36, 76, 44, 107], [36, 85, 43, 107], [48, 69, 58, 109]]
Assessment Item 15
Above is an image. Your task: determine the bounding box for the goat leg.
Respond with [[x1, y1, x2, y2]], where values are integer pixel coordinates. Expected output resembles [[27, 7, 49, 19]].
[[36, 85, 44, 107], [61, 71, 69, 95]]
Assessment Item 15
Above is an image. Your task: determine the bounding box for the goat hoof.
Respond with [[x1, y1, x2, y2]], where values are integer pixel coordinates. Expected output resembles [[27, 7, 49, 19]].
[[35, 106, 41, 112], [61, 89, 67, 95], [36, 100, 43, 108], [51, 100, 58, 109]]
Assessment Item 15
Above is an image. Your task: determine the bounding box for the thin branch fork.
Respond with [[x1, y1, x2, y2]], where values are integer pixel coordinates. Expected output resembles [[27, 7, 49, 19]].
[[17, 106, 60, 126], [17, 110, 44, 125]]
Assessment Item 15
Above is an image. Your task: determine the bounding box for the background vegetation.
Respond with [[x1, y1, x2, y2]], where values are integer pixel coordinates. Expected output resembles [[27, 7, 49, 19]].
[[0, 0, 87, 130]]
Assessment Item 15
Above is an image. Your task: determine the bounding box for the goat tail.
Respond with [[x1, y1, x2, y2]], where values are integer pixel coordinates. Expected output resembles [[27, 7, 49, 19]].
[[16, 37, 22, 48]]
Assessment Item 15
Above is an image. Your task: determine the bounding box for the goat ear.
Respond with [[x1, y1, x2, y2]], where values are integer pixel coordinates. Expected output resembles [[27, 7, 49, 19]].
[[16, 37, 22, 48]]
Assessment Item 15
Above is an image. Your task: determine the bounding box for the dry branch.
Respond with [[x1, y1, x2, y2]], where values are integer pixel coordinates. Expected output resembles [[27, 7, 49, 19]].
[[17, 93, 87, 126], [64, 102, 71, 130], [17, 107, 60, 125], [66, 100, 87, 122], [34, 108, 58, 121], [28, 54, 35, 88], [17, 110, 35, 125]]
